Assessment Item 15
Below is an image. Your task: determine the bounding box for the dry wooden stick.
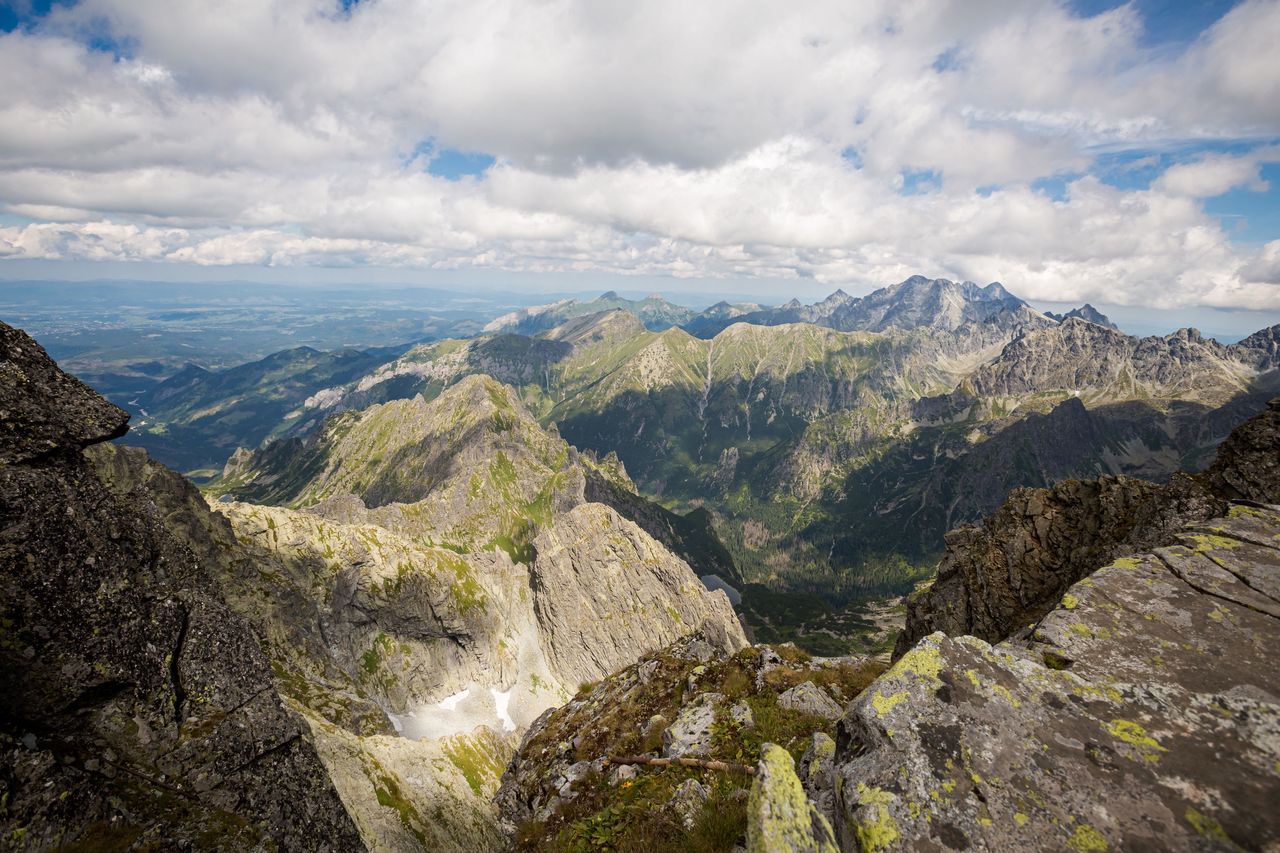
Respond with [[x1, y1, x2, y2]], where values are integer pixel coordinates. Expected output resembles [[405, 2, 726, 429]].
[[607, 755, 756, 776]]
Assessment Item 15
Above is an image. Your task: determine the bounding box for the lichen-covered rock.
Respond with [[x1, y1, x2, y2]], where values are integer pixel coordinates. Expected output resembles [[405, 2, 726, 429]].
[[669, 778, 711, 829], [730, 699, 755, 729], [747, 744, 838, 853], [0, 322, 362, 850], [663, 692, 725, 758], [777, 682, 843, 720], [833, 506, 1280, 851], [798, 733, 836, 828], [530, 502, 747, 690]]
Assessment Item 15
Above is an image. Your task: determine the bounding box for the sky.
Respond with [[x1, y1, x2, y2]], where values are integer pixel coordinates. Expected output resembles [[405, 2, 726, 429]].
[[0, 0, 1279, 318]]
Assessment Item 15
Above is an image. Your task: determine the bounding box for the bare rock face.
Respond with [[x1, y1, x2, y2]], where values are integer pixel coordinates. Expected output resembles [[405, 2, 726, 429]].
[[965, 318, 1265, 408], [894, 398, 1280, 657], [894, 473, 1225, 655], [0, 321, 128, 463], [529, 502, 748, 691], [833, 506, 1280, 851], [1206, 397, 1280, 502], [90, 431, 536, 853], [777, 682, 844, 720], [0, 322, 362, 850]]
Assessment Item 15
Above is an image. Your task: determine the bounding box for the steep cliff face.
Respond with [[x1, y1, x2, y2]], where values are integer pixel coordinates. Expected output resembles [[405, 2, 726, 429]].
[[529, 503, 747, 691], [89, 442, 543, 852], [895, 398, 1279, 656], [0, 322, 362, 850]]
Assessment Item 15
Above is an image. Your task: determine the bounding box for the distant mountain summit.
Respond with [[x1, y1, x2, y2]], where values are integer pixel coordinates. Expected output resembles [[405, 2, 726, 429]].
[[483, 291, 695, 335], [682, 275, 1050, 338], [1045, 302, 1118, 330]]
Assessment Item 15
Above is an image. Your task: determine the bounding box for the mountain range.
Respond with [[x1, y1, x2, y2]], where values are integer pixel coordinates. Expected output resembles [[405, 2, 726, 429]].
[[110, 275, 1280, 654]]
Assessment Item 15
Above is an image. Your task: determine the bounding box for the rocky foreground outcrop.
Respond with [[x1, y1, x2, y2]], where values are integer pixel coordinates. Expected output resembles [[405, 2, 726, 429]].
[[821, 400, 1280, 850], [831, 505, 1280, 851], [0, 322, 362, 849], [497, 635, 885, 848], [895, 398, 1280, 657]]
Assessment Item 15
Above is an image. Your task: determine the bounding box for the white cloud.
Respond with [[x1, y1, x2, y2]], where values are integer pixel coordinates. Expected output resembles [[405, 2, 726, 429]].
[[1154, 151, 1270, 197], [0, 0, 1277, 307]]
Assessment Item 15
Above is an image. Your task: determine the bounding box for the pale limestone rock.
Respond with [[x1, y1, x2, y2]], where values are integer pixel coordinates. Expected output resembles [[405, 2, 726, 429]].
[[663, 692, 725, 758], [530, 502, 747, 691], [777, 682, 843, 720], [670, 778, 710, 829]]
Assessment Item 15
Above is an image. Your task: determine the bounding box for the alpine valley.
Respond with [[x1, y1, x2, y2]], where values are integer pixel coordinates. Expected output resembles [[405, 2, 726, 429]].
[[3, 275, 1279, 852]]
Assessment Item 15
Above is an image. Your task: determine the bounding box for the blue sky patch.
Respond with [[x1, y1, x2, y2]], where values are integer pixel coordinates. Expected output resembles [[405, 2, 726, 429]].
[[1031, 174, 1074, 202], [0, 0, 75, 33], [899, 168, 941, 195], [1067, 0, 1242, 47], [931, 44, 965, 73], [426, 148, 496, 181], [1205, 162, 1279, 244]]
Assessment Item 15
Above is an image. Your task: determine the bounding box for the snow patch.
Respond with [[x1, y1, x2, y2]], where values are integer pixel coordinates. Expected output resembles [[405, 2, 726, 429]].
[[491, 687, 516, 732], [390, 684, 517, 741]]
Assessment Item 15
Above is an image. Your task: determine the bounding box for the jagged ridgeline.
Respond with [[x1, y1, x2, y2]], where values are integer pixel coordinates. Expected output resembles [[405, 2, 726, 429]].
[[121, 276, 1280, 654]]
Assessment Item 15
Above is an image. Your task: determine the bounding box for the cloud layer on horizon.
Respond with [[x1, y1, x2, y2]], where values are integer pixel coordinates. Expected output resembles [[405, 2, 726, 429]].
[[0, 0, 1279, 308]]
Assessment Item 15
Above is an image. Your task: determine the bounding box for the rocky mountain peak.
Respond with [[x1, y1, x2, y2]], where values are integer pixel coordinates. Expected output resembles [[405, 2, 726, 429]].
[[1045, 303, 1119, 329], [818, 288, 855, 307], [0, 322, 129, 463], [541, 308, 647, 346]]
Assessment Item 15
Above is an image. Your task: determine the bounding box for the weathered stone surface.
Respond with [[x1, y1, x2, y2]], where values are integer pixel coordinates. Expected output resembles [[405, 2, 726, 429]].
[[0, 322, 128, 464], [530, 502, 747, 691], [798, 733, 837, 829], [0, 321, 362, 851], [747, 744, 838, 853], [777, 682, 843, 721], [895, 473, 1221, 655], [834, 506, 1280, 851], [662, 692, 725, 758], [670, 778, 711, 829], [1206, 397, 1280, 503]]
